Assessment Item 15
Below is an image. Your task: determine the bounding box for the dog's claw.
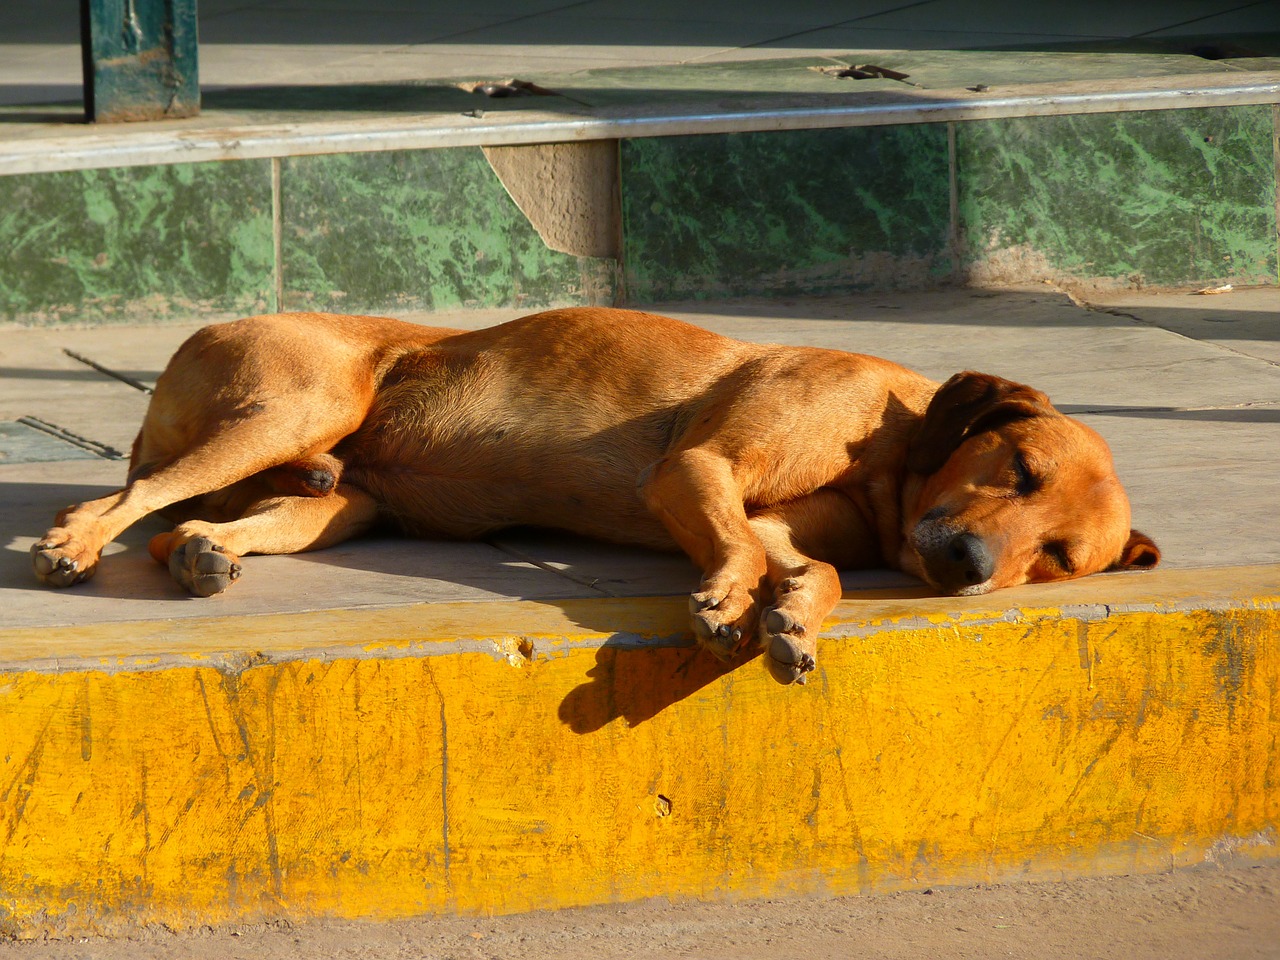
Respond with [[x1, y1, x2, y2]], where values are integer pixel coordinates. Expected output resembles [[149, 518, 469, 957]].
[[692, 614, 733, 660], [690, 576, 757, 662], [689, 586, 752, 660], [168, 536, 243, 597], [689, 591, 720, 613], [31, 539, 93, 588]]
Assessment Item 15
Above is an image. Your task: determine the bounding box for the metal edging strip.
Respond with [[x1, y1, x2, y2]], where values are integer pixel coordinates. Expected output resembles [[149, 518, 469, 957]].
[[2, 78, 1279, 176]]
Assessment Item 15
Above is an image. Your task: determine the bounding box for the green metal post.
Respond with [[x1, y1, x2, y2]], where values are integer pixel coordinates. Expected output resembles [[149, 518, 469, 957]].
[[80, 0, 200, 122]]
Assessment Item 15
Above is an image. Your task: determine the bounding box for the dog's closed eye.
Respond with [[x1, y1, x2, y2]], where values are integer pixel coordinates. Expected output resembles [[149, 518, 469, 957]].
[[1012, 451, 1040, 496]]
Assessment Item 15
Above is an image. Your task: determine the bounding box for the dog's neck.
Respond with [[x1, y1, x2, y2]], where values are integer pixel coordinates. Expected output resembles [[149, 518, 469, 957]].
[[828, 380, 937, 569]]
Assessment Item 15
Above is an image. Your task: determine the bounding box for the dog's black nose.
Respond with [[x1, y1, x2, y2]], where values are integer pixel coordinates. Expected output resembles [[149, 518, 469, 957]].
[[944, 532, 994, 588]]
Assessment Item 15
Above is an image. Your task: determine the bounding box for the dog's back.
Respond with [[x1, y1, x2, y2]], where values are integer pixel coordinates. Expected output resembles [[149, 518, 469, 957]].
[[338, 308, 762, 545]]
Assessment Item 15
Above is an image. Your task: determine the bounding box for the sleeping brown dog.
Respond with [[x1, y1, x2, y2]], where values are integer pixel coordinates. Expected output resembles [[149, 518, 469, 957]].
[[31, 307, 1159, 684]]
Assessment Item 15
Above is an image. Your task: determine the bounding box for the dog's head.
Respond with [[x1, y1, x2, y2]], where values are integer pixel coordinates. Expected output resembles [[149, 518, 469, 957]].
[[899, 371, 1159, 595]]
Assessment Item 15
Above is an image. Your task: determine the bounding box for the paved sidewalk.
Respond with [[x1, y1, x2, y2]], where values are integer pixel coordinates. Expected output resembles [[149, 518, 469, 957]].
[[5, 0, 1278, 108], [2, 285, 1278, 632], [2, 287, 1278, 937], [3, 860, 1278, 960]]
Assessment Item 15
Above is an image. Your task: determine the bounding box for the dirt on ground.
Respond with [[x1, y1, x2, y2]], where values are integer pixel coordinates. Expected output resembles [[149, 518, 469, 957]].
[[3, 860, 1277, 960]]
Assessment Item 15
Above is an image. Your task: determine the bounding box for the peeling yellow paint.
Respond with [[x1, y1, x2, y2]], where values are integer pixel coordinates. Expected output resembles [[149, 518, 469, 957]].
[[0, 566, 1277, 937]]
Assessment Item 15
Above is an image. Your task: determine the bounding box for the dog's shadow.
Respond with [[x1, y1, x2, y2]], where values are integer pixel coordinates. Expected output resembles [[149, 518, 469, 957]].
[[557, 639, 760, 734], [551, 567, 925, 733], [7, 481, 925, 733], [295, 530, 769, 731]]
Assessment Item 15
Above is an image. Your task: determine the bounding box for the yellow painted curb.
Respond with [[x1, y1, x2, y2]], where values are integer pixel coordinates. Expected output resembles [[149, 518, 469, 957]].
[[1, 564, 1277, 937]]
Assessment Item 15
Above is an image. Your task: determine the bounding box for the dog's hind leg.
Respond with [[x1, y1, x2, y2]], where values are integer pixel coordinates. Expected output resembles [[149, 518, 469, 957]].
[[32, 415, 362, 589], [32, 315, 393, 589], [748, 489, 879, 685], [638, 447, 768, 659], [147, 484, 380, 596]]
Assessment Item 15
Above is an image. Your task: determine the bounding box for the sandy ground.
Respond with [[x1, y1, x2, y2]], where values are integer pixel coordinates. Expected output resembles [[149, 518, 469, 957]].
[[4, 861, 1278, 960]]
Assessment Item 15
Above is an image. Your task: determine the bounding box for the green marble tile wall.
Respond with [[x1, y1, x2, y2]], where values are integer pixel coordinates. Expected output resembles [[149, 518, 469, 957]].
[[0, 160, 274, 324], [1, 105, 1275, 326], [955, 106, 1278, 287], [621, 125, 954, 301], [279, 149, 616, 313]]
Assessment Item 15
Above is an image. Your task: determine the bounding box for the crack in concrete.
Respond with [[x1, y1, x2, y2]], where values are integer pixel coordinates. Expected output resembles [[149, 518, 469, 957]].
[[1068, 291, 1280, 374], [485, 537, 619, 598]]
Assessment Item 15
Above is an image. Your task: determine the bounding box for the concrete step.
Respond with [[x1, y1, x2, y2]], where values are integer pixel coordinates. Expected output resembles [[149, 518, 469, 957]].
[[1, 564, 1276, 938]]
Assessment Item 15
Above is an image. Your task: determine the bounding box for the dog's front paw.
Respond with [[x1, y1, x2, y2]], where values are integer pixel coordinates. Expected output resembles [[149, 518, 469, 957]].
[[761, 606, 817, 685], [31, 529, 99, 587], [689, 581, 757, 660], [166, 536, 242, 597]]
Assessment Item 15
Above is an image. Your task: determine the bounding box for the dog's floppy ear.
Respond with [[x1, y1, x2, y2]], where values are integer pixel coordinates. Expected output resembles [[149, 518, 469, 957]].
[[1111, 530, 1161, 571], [907, 371, 1053, 475]]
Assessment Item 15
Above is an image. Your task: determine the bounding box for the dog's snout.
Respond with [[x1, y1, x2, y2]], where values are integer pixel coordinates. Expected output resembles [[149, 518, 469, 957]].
[[946, 532, 993, 587], [914, 526, 995, 594]]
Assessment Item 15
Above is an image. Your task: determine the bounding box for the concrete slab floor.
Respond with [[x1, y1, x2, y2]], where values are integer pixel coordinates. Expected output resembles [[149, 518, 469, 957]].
[[1, 286, 1277, 634]]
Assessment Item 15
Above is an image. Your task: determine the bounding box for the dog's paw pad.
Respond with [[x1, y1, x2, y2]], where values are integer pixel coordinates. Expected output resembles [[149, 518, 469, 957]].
[[762, 610, 816, 686], [763, 607, 805, 637], [31, 538, 95, 588], [168, 536, 242, 597]]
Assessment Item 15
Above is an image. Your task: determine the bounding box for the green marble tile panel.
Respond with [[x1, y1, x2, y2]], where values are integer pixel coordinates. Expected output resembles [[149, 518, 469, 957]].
[[0, 161, 273, 324], [621, 125, 951, 301], [955, 106, 1278, 287], [281, 149, 615, 313]]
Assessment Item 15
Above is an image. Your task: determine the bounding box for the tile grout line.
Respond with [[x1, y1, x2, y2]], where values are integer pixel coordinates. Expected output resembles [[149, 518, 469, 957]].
[[272, 155, 284, 312], [725, 0, 943, 53], [612, 137, 627, 305], [1129, 0, 1274, 40], [1272, 103, 1279, 285], [61, 348, 152, 394], [484, 537, 619, 597], [15, 416, 125, 460], [947, 119, 960, 280], [1075, 300, 1280, 371]]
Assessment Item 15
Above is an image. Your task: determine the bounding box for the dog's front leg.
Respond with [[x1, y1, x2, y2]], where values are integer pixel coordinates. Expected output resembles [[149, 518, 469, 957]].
[[748, 490, 880, 684], [639, 448, 767, 659]]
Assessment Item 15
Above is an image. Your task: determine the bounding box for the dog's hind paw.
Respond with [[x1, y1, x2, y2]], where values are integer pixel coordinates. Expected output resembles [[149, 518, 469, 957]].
[[761, 607, 817, 685], [167, 536, 242, 597]]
